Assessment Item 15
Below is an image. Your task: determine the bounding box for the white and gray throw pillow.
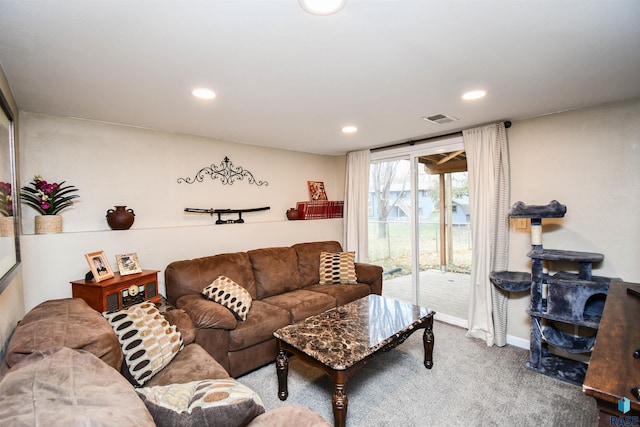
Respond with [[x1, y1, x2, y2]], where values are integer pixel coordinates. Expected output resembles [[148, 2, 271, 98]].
[[318, 251, 357, 285], [136, 378, 265, 427], [202, 276, 252, 321], [103, 302, 183, 386]]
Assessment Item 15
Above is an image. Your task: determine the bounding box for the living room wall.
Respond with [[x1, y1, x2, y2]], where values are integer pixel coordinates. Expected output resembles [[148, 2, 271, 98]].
[[18, 113, 346, 311], [505, 97, 640, 343]]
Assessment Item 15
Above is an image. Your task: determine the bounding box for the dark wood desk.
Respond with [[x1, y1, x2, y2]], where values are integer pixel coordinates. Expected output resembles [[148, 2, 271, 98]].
[[583, 281, 640, 425]]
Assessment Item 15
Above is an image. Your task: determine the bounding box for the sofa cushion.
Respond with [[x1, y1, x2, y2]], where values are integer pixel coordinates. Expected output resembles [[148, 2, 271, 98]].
[[319, 251, 357, 284], [166, 252, 258, 304], [137, 378, 265, 427], [0, 347, 155, 427], [293, 241, 343, 287], [262, 289, 336, 323], [304, 283, 372, 306], [228, 300, 290, 352], [247, 404, 332, 427], [143, 343, 231, 387], [248, 246, 303, 299], [103, 301, 183, 386], [4, 297, 123, 371], [202, 276, 253, 321]]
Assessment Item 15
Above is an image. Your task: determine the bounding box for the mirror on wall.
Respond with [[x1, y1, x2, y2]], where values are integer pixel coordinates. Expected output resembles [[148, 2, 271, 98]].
[[0, 89, 19, 293]]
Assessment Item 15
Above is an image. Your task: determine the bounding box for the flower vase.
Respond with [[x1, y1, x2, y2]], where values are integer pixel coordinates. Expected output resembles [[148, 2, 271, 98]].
[[35, 215, 62, 234], [106, 205, 135, 230], [0, 216, 14, 236]]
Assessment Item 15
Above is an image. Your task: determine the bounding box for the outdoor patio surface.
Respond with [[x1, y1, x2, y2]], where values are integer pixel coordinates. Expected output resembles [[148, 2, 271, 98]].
[[382, 270, 470, 321]]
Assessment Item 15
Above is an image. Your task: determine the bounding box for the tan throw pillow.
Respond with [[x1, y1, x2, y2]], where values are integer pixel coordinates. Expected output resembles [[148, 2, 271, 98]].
[[103, 302, 183, 387], [202, 276, 252, 321], [136, 379, 265, 427], [319, 251, 357, 284]]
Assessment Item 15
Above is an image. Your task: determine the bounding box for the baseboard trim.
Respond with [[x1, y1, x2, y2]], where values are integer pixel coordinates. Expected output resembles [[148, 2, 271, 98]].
[[434, 312, 468, 329], [506, 334, 529, 349], [434, 313, 530, 350]]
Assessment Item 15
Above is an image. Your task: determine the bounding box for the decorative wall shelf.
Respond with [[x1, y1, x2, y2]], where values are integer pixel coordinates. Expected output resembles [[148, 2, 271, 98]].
[[295, 201, 344, 220]]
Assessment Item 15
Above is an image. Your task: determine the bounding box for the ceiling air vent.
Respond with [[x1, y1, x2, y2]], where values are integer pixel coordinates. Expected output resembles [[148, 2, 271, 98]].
[[421, 114, 459, 125]]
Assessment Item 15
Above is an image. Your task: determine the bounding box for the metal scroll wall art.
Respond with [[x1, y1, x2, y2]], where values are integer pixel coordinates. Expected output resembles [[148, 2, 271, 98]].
[[177, 156, 269, 187]]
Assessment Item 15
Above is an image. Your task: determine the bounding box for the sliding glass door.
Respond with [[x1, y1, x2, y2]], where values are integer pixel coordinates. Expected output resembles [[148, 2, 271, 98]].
[[369, 157, 413, 282], [368, 137, 470, 327]]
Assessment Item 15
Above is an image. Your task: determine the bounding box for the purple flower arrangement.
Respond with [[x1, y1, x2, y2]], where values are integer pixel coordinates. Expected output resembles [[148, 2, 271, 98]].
[[20, 175, 79, 215], [0, 181, 12, 217]]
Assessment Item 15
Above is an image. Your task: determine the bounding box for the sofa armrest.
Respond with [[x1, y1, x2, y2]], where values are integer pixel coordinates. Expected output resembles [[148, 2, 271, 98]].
[[176, 294, 238, 330], [355, 262, 384, 295], [5, 298, 123, 371], [162, 308, 196, 345]]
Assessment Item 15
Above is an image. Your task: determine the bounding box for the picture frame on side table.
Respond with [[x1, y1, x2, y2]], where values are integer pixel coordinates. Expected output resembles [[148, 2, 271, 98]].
[[116, 253, 142, 276], [308, 180, 328, 201], [85, 250, 114, 282]]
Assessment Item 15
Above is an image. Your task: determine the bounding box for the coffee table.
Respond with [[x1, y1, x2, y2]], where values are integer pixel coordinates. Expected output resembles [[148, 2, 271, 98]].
[[274, 294, 435, 427]]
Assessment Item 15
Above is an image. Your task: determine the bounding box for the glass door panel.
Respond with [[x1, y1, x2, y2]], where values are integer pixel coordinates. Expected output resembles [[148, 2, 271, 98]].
[[369, 138, 469, 327], [416, 162, 470, 322], [368, 158, 412, 304]]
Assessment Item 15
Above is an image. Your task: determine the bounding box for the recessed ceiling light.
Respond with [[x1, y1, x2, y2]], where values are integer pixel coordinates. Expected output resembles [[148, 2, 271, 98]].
[[299, 0, 347, 16], [191, 88, 216, 100], [342, 126, 357, 133], [462, 90, 486, 100]]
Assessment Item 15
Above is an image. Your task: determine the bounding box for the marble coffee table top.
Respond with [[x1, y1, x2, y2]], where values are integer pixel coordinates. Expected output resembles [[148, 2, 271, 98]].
[[274, 294, 433, 370]]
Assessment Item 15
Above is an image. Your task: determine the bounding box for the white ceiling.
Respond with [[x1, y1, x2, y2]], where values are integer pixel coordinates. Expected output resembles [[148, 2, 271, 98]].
[[1, 1, 639, 156]]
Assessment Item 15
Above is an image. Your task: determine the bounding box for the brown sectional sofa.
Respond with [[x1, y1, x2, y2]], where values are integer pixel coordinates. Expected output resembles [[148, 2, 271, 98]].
[[166, 240, 383, 377], [0, 297, 330, 426]]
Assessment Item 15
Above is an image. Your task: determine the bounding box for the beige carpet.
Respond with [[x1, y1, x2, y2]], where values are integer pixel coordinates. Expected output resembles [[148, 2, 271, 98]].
[[238, 321, 599, 427]]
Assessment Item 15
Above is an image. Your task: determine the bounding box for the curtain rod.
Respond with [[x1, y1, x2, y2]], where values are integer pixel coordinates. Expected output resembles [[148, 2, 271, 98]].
[[371, 120, 511, 153]]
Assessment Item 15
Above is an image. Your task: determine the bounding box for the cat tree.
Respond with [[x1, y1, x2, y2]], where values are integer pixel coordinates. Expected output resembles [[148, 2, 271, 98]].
[[490, 200, 619, 385]]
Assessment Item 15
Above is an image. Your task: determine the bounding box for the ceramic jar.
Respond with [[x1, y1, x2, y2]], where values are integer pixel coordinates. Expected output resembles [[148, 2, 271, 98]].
[[286, 208, 299, 220], [106, 206, 135, 230]]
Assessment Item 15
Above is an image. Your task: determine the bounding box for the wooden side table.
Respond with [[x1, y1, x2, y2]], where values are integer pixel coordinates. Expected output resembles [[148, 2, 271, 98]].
[[71, 269, 160, 312]]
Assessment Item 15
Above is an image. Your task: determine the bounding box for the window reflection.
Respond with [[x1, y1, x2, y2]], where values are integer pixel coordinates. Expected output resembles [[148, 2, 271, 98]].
[[0, 89, 19, 292]]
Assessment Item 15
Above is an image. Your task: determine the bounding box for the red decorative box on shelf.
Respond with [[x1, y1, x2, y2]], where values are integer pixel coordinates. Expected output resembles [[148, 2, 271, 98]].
[[296, 201, 344, 220]]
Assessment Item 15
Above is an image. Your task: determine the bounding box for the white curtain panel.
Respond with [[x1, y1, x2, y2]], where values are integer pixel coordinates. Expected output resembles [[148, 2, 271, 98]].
[[343, 149, 370, 262], [463, 123, 510, 346]]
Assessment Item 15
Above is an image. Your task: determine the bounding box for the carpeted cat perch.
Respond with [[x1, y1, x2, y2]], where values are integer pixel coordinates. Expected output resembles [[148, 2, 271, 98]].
[[490, 200, 620, 386]]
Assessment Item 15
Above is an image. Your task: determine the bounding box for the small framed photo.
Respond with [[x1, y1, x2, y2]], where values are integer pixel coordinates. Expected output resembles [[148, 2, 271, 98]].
[[308, 180, 328, 201], [85, 251, 114, 282], [116, 253, 142, 276]]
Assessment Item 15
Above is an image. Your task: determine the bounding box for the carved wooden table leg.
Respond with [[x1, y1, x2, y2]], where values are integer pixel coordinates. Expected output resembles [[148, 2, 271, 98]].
[[276, 349, 289, 400], [423, 315, 434, 369], [332, 382, 348, 427]]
